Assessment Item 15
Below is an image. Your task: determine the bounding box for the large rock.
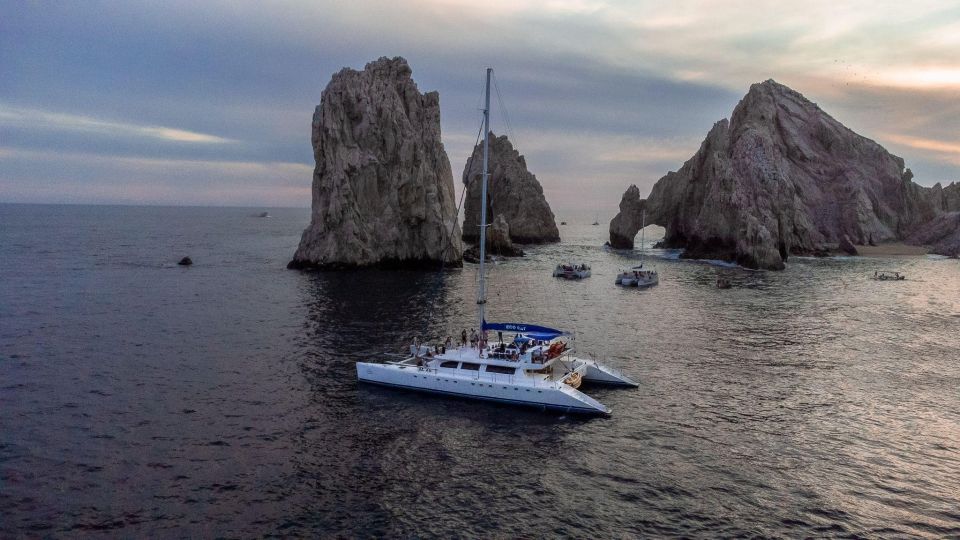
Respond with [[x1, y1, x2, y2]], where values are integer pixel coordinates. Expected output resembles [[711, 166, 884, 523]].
[[609, 80, 941, 270], [907, 211, 960, 257], [463, 214, 524, 262], [487, 214, 523, 256], [609, 185, 645, 248], [462, 133, 560, 244], [289, 57, 462, 269]]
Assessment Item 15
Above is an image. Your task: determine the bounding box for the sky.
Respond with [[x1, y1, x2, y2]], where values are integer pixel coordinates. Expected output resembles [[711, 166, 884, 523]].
[[2, 0, 958, 219]]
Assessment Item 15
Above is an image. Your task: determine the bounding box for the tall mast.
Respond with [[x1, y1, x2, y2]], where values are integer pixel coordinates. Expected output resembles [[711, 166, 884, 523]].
[[477, 68, 492, 331], [640, 208, 646, 266]]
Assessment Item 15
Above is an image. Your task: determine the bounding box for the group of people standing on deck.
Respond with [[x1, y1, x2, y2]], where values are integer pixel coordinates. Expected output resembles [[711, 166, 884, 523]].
[[457, 328, 486, 349]]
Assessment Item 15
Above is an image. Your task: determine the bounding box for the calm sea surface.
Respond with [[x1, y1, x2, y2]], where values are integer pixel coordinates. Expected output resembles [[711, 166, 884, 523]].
[[1, 203, 959, 538]]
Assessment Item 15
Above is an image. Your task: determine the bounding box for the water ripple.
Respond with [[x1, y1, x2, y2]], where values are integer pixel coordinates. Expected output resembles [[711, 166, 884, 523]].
[[1, 206, 958, 537]]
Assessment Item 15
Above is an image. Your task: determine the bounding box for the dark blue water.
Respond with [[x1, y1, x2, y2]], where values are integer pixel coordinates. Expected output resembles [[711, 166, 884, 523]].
[[2, 203, 959, 537]]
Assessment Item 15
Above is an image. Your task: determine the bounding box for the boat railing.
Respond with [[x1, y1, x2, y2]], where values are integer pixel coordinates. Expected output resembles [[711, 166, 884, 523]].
[[414, 366, 557, 388]]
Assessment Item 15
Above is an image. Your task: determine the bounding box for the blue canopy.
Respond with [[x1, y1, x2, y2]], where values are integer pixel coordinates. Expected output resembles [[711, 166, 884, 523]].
[[482, 320, 567, 340]]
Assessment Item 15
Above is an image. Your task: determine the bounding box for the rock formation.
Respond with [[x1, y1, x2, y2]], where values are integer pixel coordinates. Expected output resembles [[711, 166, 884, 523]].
[[289, 57, 462, 269], [927, 181, 960, 213], [907, 211, 960, 257], [463, 214, 524, 262], [609, 185, 645, 249], [462, 133, 560, 244], [487, 214, 524, 256], [838, 234, 858, 256], [609, 79, 943, 270]]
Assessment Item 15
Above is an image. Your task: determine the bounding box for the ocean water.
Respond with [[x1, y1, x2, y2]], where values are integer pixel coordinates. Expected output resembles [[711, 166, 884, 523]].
[[1, 203, 959, 537]]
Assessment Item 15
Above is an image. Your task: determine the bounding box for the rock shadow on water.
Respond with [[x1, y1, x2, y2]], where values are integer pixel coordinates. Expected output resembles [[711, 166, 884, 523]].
[[293, 268, 460, 386]]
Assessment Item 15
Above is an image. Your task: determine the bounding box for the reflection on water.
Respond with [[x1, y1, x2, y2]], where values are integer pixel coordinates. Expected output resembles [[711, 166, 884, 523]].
[[1, 204, 958, 537]]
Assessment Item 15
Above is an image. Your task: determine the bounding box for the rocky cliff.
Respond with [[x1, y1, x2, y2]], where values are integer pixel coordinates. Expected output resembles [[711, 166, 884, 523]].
[[609, 80, 942, 270], [462, 133, 560, 244], [907, 211, 960, 257], [927, 181, 960, 213], [289, 57, 462, 269]]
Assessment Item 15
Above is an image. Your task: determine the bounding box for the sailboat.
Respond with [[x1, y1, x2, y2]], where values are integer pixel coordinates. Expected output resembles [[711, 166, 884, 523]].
[[356, 68, 637, 415], [615, 209, 659, 287]]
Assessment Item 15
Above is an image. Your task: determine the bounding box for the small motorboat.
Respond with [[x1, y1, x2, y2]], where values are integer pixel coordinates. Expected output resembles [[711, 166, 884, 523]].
[[553, 263, 591, 279], [616, 265, 659, 288], [872, 270, 906, 281]]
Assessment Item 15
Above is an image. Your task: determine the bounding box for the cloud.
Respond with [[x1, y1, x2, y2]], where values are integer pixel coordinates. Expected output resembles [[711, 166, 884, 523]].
[[1, 0, 957, 209], [0, 148, 312, 206], [881, 134, 960, 166], [0, 104, 236, 144]]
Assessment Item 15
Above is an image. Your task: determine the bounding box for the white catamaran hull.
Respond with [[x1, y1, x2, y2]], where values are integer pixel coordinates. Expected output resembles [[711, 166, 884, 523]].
[[581, 359, 639, 387], [357, 362, 613, 415]]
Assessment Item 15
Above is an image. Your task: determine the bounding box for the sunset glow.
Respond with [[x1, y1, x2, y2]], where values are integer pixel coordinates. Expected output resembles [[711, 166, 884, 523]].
[[1, 0, 957, 210]]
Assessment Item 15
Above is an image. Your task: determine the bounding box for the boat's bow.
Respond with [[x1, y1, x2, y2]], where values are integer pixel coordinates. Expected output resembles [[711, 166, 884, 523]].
[[558, 384, 612, 415], [579, 358, 639, 387]]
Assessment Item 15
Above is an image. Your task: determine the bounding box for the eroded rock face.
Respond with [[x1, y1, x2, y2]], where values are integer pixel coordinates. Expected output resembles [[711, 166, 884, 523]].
[[927, 182, 960, 213], [907, 211, 960, 257], [487, 214, 523, 256], [289, 57, 462, 269], [462, 133, 560, 244], [609, 185, 645, 249], [609, 80, 941, 270], [463, 213, 524, 262]]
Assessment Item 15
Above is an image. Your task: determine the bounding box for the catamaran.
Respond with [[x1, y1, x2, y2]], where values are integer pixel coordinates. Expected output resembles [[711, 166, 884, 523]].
[[552, 263, 591, 279], [615, 209, 659, 288], [356, 68, 637, 415]]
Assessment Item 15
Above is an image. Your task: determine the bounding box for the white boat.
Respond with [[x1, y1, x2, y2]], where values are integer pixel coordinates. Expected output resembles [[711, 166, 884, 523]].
[[357, 330, 636, 415], [616, 265, 659, 288], [357, 68, 637, 415], [552, 263, 591, 279], [615, 209, 659, 288]]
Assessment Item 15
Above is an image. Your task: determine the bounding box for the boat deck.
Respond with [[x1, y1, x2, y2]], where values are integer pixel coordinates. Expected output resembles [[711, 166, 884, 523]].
[[388, 345, 578, 386]]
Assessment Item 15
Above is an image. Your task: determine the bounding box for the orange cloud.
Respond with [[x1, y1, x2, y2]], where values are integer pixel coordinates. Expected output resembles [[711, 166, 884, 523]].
[[882, 133, 960, 166]]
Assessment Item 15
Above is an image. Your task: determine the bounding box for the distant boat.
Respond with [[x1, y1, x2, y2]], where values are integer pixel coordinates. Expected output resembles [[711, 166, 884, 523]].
[[257, 211, 271, 218], [560, 221, 567, 225], [616, 209, 659, 288], [872, 270, 905, 281], [592, 209, 599, 226], [616, 265, 659, 288], [553, 263, 591, 279], [592, 221, 600, 226], [355, 68, 636, 415]]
